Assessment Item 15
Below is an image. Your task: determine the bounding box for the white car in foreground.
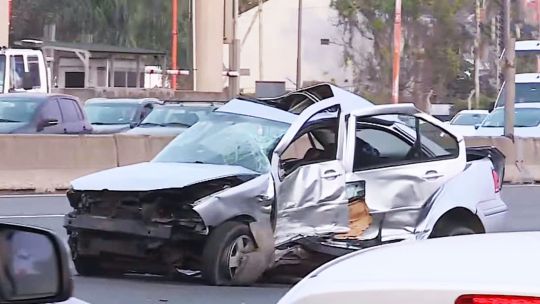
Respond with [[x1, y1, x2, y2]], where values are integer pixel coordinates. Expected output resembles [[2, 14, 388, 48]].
[[475, 103, 540, 137], [278, 232, 540, 304]]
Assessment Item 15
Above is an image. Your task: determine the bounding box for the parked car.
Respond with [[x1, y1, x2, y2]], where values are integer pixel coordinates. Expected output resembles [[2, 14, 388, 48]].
[[277, 232, 540, 304], [0, 93, 92, 134], [446, 110, 488, 136], [84, 98, 161, 134], [64, 83, 506, 286], [126, 101, 221, 136], [475, 103, 540, 137]]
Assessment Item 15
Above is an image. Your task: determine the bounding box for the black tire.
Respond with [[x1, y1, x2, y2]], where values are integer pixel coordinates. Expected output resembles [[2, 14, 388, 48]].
[[430, 221, 479, 238], [73, 256, 103, 276], [201, 221, 259, 286]]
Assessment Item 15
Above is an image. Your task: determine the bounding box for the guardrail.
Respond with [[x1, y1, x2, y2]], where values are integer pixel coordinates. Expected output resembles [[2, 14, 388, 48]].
[[0, 135, 537, 193]]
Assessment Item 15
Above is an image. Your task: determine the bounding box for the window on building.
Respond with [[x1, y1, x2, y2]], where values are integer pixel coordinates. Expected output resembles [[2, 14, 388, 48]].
[[65, 72, 85, 88]]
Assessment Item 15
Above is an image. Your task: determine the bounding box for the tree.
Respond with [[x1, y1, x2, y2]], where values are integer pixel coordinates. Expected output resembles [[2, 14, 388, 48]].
[[330, 0, 475, 104]]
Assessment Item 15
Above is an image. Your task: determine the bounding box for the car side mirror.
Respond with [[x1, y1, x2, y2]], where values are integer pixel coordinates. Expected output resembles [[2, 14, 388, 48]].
[[488, 101, 495, 113], [474, 124, 481, 130], [0, 223, 73, 303], [130, 121, 138, 129], [22, 72, 34, 91], [37, 119, 59, 132]]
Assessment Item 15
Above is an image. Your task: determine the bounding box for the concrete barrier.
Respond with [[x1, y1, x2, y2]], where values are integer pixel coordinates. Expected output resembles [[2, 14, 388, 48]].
[[114, 135, 151, 167], [147, 136, 176, 158], [0, 135, 118, 192], [1, 134, 537, 193], [519, 137, 540, 182]]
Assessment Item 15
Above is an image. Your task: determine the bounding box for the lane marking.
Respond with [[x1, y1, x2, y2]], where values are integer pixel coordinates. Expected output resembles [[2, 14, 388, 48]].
[[58, 297, 92, 304], [0, 194, 66, 198], [0, 214, 65, 219]]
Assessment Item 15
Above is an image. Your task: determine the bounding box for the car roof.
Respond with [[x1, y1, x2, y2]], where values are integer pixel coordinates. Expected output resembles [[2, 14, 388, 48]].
[[0, 92, 79, 101], [85, 98, 161, 105], [217, 83, 374, 124], [308, 232, 540, 289]]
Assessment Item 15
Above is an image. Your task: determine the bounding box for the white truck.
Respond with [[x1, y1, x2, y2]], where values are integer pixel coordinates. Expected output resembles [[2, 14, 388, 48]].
[[0, 40, 50, 94]]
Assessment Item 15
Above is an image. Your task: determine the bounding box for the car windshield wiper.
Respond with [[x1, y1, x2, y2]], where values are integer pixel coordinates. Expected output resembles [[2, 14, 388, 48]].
[[0, 118, 22, 123], [163, 122, 192, 128], [139, 122, 164, 127]]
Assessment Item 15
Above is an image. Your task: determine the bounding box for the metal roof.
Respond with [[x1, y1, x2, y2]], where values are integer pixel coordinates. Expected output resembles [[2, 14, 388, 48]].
[[42, 41, 166, 56]]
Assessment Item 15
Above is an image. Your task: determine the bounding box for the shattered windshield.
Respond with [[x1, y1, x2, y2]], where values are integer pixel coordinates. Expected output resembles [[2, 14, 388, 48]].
[[0, 55, 5, 93], [153, 112, 290, 173]]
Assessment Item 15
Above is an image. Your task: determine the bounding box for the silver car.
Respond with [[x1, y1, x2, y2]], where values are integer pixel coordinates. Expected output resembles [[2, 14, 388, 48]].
[[64, 84, 507, 286]]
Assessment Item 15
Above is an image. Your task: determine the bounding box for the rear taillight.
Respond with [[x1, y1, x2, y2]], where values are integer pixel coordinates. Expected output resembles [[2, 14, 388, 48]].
[[492, 169, 501, 193], [456, 295, 540, 304]]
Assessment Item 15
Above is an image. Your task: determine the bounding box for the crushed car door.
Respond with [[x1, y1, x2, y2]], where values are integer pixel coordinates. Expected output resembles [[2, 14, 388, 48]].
[[343, 110, 466, 240], [271, 103, 349, 246]]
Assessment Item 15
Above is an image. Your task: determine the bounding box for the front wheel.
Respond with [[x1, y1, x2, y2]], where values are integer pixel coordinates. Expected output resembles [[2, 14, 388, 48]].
[[201, 221, 260, 286], [73, 256, 103, 276]]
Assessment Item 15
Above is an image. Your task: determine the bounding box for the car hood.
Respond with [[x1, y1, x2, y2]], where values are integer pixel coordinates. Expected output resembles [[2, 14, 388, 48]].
[[70, 162, 259, 191], [126, 126, 188, 136], [91, 124, 131, 134], [0, 122, 28, 134]]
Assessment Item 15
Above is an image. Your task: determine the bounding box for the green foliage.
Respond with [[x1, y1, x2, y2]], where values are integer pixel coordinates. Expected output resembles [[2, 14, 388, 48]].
[[11, 0, 193, 67], [331, 0, 476, 101]]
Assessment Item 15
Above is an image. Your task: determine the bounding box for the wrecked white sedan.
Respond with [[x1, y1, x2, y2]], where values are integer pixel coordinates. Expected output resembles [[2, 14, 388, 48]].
[[64, 84, 507, 286]]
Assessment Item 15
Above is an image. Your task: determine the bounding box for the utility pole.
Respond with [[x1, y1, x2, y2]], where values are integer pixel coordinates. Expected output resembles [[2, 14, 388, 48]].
[[536, 0, 540, 72], [474, 0, 481, 109], [171, 0, 178, 90], [258, 0, 264, 81], [296, 0, 303, 90], [391, 0, 402, 104], [503, 0, 515, 139], [229, 0, 240, 97]]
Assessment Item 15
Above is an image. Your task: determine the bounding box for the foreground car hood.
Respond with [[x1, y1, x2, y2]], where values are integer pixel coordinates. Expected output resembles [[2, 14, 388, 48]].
[[71, 162, 259, 191], [91, 124, 131, 134]]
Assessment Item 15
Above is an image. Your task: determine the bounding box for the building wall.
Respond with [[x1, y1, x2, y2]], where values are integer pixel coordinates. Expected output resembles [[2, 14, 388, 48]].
[[0, 0, 8, 47], [57, 57, 142, 88], [232, 0, 375, 93]]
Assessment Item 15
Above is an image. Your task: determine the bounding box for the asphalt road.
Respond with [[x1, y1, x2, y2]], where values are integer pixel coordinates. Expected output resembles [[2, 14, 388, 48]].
[[1, 185, 539, 304]]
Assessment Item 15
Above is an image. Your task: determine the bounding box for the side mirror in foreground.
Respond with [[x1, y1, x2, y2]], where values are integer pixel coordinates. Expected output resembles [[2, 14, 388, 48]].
[[0, 223, 73, 303]]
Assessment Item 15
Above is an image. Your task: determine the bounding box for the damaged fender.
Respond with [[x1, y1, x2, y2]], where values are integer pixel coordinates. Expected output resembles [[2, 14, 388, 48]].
[[194, 174, 277, 273]]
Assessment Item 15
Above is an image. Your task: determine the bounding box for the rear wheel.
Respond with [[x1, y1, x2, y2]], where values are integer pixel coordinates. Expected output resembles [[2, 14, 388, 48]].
[[201, 221, 259, 286], [430, 221, 480, 238]]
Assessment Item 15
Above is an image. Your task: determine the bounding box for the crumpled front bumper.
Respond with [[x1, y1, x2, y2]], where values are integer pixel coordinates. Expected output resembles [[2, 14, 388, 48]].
[[64, 213, 173, 239]]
